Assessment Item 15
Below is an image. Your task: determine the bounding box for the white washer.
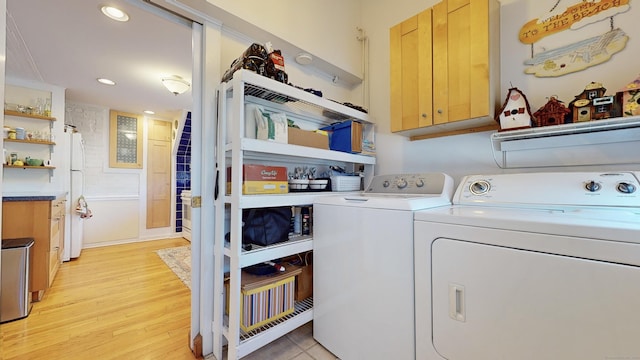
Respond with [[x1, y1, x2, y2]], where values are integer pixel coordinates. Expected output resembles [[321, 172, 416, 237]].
[[414, 171, 640, 360], [313, 173, 454, 360]]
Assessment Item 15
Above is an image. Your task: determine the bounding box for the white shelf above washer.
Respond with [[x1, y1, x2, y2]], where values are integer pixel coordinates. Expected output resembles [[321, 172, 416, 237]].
[[490, 115, 640, 168]]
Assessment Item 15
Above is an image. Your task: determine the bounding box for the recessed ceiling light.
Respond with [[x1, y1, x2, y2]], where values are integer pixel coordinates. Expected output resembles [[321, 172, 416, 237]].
[[97, 78, 116, 86], [144, 110, 155, 115], [101, 6, 129, 22]]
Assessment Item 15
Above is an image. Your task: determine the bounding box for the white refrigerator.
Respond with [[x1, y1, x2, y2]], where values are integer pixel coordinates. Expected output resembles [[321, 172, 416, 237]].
[[63, 128, 85, 261]]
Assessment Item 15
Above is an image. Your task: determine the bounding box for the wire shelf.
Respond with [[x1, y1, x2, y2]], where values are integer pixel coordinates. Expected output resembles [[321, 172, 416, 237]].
[[239, 297, 313, 342]]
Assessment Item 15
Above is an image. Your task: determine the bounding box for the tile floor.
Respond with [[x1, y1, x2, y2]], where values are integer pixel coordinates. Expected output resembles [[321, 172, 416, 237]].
[[208, 321, 339, 360]]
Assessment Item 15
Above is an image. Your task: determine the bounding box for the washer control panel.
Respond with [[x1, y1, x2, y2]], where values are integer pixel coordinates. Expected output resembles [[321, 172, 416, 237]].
[[365, 173, 452, 195], [457, 172, 640, 207]]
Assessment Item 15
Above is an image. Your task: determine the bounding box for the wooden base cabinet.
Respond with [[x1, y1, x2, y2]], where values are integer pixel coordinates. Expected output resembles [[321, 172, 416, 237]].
[[2, 196, 66, 301], [391, 0, 501, 140]]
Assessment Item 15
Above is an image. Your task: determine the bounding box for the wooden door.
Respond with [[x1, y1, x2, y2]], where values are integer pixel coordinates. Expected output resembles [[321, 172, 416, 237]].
[[433, 0, 491, 124], [146, 120, 172, 229], [390, 8, 433, 132]]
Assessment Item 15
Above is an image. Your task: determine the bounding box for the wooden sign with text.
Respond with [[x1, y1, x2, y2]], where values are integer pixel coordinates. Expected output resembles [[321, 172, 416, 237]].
[[519, 0, 630, 44]]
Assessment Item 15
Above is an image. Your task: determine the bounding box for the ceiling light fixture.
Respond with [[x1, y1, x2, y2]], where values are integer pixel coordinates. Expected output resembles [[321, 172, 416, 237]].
[[97, 78, 116, 85], [101, 6, 130, 22], [162, 75, 191, 95], [144, 110, 155, 115], [295, 53, 313, 65]]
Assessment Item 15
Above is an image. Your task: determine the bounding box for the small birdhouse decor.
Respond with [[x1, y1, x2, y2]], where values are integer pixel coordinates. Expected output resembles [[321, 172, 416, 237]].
[[533, 96, 570, 127], [617, 74, 640, 117], [572, 99, 593, 122], [567, 82, 618, 122], [495, 87, 534, 131]]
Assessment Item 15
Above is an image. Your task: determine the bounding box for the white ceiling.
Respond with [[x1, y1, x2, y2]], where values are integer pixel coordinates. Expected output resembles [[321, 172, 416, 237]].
[[6, 0, 193, 121]]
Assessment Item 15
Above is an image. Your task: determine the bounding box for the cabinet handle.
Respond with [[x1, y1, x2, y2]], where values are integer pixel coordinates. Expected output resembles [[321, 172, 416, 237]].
[[437, 109, 443, 114], [421, 113, 427, 118]]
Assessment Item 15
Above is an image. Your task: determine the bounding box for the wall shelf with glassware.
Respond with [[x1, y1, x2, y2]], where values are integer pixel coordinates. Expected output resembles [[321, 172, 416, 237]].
[[4, 109, 56, 174], [490, 115, 640, 168], [214, 69, 375, 360], [4, 138, 56, 146], [4, 110, 56, 122], [3, 164, 56, 170]]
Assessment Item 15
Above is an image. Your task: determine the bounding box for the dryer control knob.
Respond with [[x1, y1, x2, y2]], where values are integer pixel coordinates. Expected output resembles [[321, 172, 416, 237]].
[[415, 179, 425, 187], [617, 182, 636, 194], [382, 180, 390, 188], [397, 178, 408, 189], [585, 180, 601, 192], [469, 180, 490, 195]]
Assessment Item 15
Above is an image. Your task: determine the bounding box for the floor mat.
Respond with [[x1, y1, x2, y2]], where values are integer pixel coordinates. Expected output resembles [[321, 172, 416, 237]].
[[156, 245, 191, 289]]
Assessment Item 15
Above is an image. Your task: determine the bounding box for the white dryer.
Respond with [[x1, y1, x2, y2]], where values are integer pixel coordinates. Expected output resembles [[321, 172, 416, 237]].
[[313, 173, 454, 360], [414, 171, 640, 360]]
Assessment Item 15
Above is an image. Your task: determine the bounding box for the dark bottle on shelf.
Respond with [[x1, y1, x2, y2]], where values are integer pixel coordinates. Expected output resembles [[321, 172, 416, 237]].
[[301, 206, 311, 235]]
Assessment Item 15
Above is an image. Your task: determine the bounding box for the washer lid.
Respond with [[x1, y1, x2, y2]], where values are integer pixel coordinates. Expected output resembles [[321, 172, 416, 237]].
[[314, 192, 452, 211], [314, 172, 454, 210]]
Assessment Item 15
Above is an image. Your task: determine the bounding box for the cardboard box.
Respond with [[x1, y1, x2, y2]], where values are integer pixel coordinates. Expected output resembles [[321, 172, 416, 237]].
[[287, 127, 329, 150], [226, 164, 288, 194], [281, 253, 313, 301], [225, 267, 302, 332], [293, 264, 313, 301]]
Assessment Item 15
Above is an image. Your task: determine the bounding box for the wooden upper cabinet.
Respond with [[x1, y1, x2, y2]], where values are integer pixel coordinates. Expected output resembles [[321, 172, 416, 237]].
[[390, 8, 433, 132], [390, 0, 500, 140]]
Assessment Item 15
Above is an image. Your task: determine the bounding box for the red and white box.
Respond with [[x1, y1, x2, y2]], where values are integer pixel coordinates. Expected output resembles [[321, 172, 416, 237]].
[[227, 164, 288, 194]]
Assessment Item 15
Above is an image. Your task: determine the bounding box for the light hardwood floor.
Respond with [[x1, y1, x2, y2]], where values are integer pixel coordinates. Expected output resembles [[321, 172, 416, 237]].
[[1, 238, 195, 360]]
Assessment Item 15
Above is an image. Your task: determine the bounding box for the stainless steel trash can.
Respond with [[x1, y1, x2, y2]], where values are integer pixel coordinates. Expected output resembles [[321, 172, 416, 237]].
[[1, 238, 34, 323]]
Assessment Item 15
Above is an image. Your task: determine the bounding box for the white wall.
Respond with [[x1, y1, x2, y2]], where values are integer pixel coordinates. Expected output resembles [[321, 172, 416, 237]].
[[362, 0, 640, 183], [207, 0, 363, 77], [500, 0, 639, 110]]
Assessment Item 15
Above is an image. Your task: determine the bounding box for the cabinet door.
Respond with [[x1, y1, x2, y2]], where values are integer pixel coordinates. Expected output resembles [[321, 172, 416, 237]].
[[49, 199, 66, 282], [390, 8, 432, 132], [58, 212, 66, 264], [2, 201, 51, 294], [433, 0, 491, 124], [432, 238, 640, 359]]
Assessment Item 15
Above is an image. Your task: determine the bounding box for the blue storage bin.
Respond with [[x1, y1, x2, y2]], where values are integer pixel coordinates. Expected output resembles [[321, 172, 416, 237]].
[[320, 120, 362, 153]]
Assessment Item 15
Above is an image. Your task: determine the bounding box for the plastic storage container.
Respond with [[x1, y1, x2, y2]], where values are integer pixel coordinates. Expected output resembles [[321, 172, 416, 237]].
[[330, 175, 362, 191], [321, 120, 363, 153], [1, 238, 34, 323]]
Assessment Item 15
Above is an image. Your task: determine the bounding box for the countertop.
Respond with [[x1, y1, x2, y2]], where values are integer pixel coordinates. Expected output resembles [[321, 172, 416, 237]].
[[2, 192, 67, 202]]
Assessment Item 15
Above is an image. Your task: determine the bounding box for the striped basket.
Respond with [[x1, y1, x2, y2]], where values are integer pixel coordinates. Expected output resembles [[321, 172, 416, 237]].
[[225, 267, 302, 332], [240, 276, 296, 332]]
